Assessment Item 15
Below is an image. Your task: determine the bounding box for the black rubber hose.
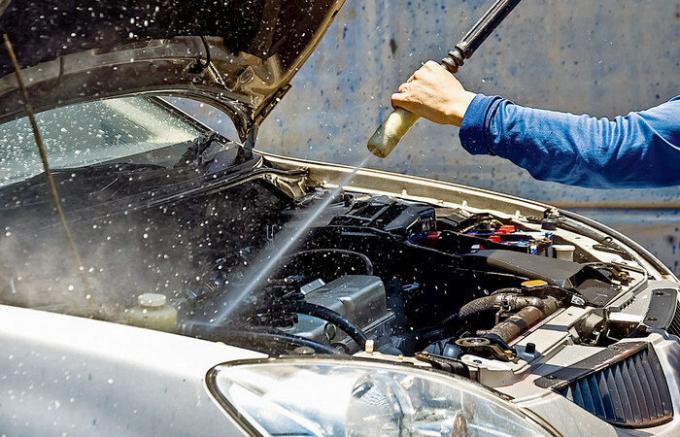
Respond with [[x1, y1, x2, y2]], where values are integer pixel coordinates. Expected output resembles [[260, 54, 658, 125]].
[[188, 326, 341, 355], [440, 293, 543, 327], [285, 248, 374, 276], [461, 294, 544, 318], [297, 302, 368, 349], [439, 296, 496, 327], [237, 331, 341, 355], [458, 295, 504, 319], [491, 287, 522, 295]]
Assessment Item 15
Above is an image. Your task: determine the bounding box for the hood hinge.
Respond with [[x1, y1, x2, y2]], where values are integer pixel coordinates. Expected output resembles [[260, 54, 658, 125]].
[[253, 84, 291, 127]]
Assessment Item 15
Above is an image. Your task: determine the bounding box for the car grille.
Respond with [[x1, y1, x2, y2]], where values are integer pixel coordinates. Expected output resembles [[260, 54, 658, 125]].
[[668, 304, 680, 337], [558, 345, 673, 428]]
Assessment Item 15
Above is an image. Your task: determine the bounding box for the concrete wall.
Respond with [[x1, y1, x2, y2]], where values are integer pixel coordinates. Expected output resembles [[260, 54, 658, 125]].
[[186, 0, 680, 273], [253, 0, 680, 274]]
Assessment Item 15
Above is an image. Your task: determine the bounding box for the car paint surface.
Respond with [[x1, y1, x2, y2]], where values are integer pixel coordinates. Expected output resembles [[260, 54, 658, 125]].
[[0, 304, 262, 436]]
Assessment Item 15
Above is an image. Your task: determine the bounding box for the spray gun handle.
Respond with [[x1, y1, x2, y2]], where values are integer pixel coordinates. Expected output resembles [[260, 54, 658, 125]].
[[443, 0, 522, 73]]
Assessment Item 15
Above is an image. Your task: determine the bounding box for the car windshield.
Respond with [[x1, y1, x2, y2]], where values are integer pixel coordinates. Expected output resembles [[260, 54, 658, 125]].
[[0, 95, 253, 325], [0, 97, 202, 187]]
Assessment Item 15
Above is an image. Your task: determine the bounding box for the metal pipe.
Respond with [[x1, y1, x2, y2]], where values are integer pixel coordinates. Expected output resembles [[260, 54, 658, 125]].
[[442, 0, 523, 73]]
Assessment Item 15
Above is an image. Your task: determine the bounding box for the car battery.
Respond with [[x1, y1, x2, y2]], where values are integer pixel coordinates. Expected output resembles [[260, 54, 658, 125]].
[[465, 225, 553, 256]]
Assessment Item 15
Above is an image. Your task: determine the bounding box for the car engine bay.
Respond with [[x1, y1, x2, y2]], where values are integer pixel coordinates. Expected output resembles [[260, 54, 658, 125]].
[[0, 135, 672, 388]]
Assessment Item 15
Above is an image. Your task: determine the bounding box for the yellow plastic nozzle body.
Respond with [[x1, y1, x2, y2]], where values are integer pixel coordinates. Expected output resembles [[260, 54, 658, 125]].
[[367, 108, 420, 158]]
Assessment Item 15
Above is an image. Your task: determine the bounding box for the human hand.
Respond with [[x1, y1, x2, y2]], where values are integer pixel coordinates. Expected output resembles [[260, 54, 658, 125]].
[[391, 61, 476, 126]]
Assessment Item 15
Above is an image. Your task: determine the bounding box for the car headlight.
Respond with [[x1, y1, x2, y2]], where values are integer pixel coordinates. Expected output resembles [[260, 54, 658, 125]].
[[208, 358, 554, 436]]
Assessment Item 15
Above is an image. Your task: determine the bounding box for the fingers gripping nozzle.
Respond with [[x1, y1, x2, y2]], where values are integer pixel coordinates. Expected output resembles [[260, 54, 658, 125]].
[[366, 45, 465, 159], [365, 49, 465, 159], [366, 0, 522, 158]]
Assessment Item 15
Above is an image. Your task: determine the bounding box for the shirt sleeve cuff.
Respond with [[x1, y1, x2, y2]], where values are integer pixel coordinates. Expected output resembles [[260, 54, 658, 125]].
[[459, 94, 503, 155]]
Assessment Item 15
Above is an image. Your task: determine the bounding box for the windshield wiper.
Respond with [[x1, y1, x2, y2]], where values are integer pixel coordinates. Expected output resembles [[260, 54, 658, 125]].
[[52, 161, 167, 174], [176, 132, 248, 172]]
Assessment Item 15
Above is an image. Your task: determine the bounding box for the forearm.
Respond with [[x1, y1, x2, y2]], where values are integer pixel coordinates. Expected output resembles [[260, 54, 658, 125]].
[[459, 95, 680, 188]]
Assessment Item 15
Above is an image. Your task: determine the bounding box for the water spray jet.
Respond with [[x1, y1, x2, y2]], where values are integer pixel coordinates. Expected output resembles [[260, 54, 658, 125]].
[[212, 154, 372, 327]]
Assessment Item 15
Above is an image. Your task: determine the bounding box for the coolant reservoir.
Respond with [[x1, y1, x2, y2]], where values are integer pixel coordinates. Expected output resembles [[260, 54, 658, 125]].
[[553, 244, 576, 262], [125, 293, 177, 332]]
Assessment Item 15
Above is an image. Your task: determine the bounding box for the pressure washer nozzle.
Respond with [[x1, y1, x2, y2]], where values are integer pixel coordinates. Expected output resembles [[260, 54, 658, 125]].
[[367, 107, 420, 158], [367, 0, 523, 158]]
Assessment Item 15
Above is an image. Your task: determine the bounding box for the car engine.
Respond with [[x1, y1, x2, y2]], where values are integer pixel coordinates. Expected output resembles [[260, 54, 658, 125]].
[[0, 140, 661, 384]]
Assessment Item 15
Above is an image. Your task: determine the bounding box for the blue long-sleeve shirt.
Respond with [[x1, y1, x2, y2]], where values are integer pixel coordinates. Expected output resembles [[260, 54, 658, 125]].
[[459, 94, 680, 188]]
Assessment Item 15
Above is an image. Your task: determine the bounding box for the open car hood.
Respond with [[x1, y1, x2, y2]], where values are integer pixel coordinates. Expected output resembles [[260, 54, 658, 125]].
[[0, 0, 344, 140]]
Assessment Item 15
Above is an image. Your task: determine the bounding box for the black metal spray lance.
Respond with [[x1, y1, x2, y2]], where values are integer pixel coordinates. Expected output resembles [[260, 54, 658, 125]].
[[367, 0, 523, 158]]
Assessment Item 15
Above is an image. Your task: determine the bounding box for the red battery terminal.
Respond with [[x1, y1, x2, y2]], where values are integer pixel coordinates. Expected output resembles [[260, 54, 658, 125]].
[[488, 235, 502, 243], [425, 231, 442, 240], [496, 225, 516, 234]]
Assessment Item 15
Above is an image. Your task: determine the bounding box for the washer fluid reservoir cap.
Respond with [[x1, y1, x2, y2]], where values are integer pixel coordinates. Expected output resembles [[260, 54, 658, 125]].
[[138, 293, 167, 307]]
